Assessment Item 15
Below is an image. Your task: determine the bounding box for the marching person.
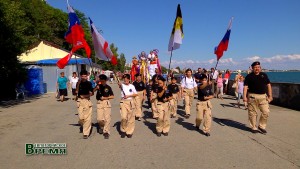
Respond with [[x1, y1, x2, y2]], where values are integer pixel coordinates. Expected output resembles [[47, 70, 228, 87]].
[[132, 73, 146, 121], [119, 74, 138, 138], [76, 70, 94, 139], [180, 68, 197, 119], [195, 74, 214, 137], [146, 80, 153, 109], [156, 76, 173, 137], [168, 77, 180, 118], [94, 74, 114, 139], [243, 61, 273, 134], [150, 74, 160, 119]]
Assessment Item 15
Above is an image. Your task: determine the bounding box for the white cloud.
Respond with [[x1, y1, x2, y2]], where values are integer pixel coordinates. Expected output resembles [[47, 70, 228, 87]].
[[158, 54, 300, 70]]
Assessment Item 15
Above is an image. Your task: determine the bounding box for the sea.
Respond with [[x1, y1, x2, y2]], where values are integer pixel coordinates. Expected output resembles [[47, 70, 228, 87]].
[[230, 72, 300, 84]]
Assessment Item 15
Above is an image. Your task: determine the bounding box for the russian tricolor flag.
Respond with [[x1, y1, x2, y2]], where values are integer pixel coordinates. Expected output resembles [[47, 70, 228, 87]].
[[214, 17, 233, 61], [57, 4, 91, 69]]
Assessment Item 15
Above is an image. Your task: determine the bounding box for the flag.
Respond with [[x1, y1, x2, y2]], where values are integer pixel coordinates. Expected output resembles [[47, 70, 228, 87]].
[[57, 4, 91, 69], [168, 4, 184, 51], [89, 18, 117, 65], [214, 17, 233, 60], [57, 52, 73, 69]]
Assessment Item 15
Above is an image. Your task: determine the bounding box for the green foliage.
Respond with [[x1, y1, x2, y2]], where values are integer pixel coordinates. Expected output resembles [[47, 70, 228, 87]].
[[0, 0, 29, 100], [0, 0, 126, 99]]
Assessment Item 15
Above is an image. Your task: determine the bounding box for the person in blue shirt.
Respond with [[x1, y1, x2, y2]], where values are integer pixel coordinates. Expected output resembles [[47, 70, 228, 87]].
[[57, 72, 69, 102]]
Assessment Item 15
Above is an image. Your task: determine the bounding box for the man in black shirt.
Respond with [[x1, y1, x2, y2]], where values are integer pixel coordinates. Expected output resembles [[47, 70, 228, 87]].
[[195, 74, 214, 136], [194, 67, 203, 83], [94, 74, 114, 139], [167, 77, 180, 118], [156, 76, 173, 137], [244, 61, 273, 134], [76, 70, 94, 139], [132, 73, 146, 121]]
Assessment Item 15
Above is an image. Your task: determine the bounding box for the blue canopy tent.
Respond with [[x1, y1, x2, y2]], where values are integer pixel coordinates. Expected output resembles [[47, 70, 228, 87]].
[[36, 58, 92, 65]]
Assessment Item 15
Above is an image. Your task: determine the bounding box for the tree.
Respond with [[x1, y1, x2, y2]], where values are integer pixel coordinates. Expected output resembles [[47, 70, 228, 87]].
[[161, 66, 168, 74], [118, 53, 126, 72], [0, 0, 29, 100]]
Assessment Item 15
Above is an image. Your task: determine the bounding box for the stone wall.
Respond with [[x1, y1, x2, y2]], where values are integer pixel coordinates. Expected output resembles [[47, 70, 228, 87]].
[[227, 80, 300, 111]]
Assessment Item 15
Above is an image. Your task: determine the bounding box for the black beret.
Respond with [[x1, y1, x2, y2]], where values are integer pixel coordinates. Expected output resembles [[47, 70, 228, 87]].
[[199, 74, 207, 80], [157, 76, 166, 82], [251, 61, 260, 67], [99, 74, 107, 80]]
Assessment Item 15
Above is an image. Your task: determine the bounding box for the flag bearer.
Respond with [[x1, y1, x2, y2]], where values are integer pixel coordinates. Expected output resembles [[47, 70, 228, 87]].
[[76, 70, 94, 139], [180, 68, 197, 119], [243, 61, 273, 134], [94, 74, 114, 139], [156, 77, 173, 137], [168, 77, 180, 118], [119, 74, 138, 138], [195, 74, 214, 137], [132, 73, 146, 121]]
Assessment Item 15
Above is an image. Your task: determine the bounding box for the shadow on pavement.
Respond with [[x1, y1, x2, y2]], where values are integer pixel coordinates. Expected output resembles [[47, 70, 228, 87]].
[[220, 102, 236, 108], [213, 117, 251, 132], [113, 121, 121, 135], [175, 117, 195, 131], [143, 120, 156, 134], [177, 109, 186, 118], [0, 95, 48, 108]]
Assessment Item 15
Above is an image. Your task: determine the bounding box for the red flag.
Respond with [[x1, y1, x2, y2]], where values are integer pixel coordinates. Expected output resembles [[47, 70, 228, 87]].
[[111, 56, 118, 65], [57, 52, 73, 69]]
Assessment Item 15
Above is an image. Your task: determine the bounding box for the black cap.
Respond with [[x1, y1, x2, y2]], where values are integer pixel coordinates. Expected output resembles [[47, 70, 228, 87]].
[[157, 76, 166, 82], [251, 61, 260, 67], [199, 74, 207, 80], [99, 74, 107, 80]]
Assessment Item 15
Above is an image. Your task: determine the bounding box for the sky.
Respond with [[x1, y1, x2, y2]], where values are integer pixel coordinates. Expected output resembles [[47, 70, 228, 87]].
[[47, 0, 300, 70]]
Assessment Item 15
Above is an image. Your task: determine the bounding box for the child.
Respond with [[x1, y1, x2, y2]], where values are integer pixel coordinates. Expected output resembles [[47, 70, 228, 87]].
[[168, 77, 180, 118], [150, 75, 160, 119], [216, 73, 224, 100], [132, 73, 146, 121], [236, 76, 247, 109], [76, 70, 94, 139], [195, 74, 214, 137], [119, 74, 138, 138], [156, 76, 173, 137], [146, 81, 153, 109], [93, 74, 114, 139]]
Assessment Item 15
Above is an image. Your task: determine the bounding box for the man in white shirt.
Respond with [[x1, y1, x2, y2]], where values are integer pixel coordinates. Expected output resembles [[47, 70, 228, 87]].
[[118, 74, 138, 138], [180, 68, 197, 119], [210, 68, 219, 95], [70, 72, 79, 100]]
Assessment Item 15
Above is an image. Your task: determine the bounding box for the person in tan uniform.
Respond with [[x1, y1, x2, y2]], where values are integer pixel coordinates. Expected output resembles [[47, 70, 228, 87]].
[[156, 77, 173, 137], [181, 68, 197, 119], [167, 77, 180, 118], [132, 73, 146, 121], [195, 74, 214, 137], [119, 74, 138, 138], [150, 74, 160, 119], [93, 74, 114, 139], [76, 70, 94, 139], [244, 61, 273, 134]]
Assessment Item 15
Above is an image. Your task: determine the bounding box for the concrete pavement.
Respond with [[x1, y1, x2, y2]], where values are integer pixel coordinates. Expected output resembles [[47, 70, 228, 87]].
[[0, 83, 299, 169]]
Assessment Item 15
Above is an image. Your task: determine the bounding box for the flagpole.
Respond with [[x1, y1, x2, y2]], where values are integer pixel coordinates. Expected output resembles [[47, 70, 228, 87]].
[[167, 47, 173, 85]]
